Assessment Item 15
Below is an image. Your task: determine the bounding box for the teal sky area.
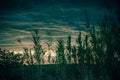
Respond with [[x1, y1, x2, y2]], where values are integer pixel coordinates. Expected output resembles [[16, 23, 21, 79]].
[[0, 0, 119, 52]]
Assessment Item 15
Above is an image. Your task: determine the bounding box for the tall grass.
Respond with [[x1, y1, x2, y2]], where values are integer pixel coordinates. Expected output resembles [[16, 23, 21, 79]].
[[32, 29, 45, 65], [66, 35, 72, 64], [0, 7, 120, 80], [56, 39, 66, 64]]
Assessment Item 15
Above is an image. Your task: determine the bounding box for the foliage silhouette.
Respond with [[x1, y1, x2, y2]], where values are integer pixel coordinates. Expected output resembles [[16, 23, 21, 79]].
[[0, 7, 120, 80]]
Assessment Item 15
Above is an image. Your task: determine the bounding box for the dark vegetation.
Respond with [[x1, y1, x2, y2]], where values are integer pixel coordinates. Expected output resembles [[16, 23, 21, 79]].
[[0, 8, 120, 80]]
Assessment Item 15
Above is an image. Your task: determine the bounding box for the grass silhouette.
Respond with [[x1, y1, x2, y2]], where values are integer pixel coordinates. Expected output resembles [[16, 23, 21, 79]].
[[0, 8, 120, 80]]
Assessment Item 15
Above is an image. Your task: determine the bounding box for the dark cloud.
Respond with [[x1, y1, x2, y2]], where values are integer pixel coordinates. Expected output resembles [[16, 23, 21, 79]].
[[0, 0, 119, 10]]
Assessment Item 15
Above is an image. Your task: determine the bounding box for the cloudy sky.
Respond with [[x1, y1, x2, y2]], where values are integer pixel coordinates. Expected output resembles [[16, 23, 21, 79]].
[[0, 0, 119, 52]]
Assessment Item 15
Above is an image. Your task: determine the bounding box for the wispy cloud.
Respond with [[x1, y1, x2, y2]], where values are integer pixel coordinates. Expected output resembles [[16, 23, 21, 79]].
[[0, 21, 45, 27]]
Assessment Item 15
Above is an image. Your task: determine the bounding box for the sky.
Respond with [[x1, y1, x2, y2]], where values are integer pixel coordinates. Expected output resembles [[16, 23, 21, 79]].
[[0, 0, 119, 53]]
